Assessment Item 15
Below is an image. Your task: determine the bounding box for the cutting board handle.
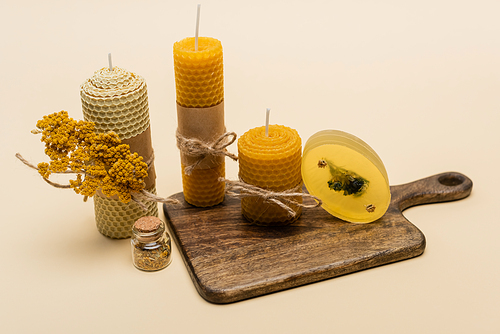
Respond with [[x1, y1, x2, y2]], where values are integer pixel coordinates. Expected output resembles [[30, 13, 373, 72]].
[[391, 172, 473, 212]]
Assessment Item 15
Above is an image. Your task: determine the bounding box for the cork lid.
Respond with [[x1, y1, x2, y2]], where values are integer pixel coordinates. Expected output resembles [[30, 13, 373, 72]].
[[133, 216, 162, 233]]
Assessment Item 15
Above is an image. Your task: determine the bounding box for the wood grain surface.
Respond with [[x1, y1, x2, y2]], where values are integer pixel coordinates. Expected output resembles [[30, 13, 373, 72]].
[[163, 172, 472, 304]]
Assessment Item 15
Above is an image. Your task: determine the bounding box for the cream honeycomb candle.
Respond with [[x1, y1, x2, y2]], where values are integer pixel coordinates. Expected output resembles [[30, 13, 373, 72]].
[[238, 125, 303, 225], [80, 66, 158, 238], [174, 36, 226, 207]]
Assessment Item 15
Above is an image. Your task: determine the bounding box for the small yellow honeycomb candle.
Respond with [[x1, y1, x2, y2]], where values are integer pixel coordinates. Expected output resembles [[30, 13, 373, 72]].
[[173, 36, 226, 207], [238, 123, 303, 225]]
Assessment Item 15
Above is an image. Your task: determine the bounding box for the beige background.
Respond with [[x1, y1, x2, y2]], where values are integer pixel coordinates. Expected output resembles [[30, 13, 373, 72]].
[[1, 0, 499, 333]]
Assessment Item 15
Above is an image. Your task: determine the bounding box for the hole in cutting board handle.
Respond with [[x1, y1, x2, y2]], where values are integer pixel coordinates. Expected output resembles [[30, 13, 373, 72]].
[[438, 174, 465, 187]]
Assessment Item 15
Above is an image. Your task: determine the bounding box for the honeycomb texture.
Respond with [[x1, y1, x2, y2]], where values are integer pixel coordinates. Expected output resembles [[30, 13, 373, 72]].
[[81, 66, 156, 237], [94, 186, 159, 239], [80, 66, 150, 140], [173, 37, 224, 108], [181, 163, 225, 207], [238, 125, 303, 225], [174, 36, 226, 207]]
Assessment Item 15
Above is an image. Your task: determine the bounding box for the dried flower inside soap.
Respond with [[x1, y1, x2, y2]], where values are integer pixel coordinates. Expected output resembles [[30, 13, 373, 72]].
[[321, 158, 369, 197]]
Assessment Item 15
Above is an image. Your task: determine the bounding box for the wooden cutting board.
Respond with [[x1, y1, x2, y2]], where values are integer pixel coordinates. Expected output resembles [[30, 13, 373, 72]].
[[163, 172, 472, 304]]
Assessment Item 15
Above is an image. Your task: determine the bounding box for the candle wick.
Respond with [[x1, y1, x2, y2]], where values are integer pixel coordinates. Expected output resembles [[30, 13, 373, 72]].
[[108, 53, 113, 71], [265, 108, 271, 137], [195, 4, 201, 51]]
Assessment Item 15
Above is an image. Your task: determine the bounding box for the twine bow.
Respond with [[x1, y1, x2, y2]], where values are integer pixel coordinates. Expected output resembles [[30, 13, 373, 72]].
[[176, 130, 238, 175], [220, 178, 322, 217]]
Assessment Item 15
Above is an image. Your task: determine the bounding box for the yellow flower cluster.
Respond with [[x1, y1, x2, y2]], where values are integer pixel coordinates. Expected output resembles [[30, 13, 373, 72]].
[[36, 111, 95, 163], [35, 111, 148, 203]]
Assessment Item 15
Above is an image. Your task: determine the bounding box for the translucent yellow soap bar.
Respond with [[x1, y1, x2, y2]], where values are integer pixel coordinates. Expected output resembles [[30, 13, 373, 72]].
[[301, 130, 390, 223]]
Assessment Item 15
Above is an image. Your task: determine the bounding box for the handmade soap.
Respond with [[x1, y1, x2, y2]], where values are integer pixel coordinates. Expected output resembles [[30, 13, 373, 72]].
[[301, 130, 390, 223], [174, 37, 226, 207], [238, 125, 302, 225]]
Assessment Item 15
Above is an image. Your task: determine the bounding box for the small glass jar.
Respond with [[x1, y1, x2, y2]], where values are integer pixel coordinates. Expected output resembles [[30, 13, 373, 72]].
[[131, 216, 172, 271]]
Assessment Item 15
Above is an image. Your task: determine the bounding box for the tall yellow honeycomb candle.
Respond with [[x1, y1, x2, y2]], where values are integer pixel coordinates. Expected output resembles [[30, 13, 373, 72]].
[[173, 36, 226, 207], [238, 124, 303, 225]]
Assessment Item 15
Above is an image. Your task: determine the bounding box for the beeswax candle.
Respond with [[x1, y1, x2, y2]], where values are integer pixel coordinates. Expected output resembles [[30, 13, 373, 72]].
[[238, 125, 303, 225], [81, 66, 158, 238], [174, 37, 226, 207]]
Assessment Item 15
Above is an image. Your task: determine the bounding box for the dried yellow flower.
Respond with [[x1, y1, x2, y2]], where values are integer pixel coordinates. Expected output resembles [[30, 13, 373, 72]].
[[33, 111, 148, 204]]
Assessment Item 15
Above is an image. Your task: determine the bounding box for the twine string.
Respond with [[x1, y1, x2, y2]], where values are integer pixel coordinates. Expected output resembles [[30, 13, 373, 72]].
[[144, 151, 155, 167], [220, 178, 322, 217], [176, 130, 238, 175], [16, 153, 74, 188], [15, 152, 179, 210], [131, 190, 179, 211]]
